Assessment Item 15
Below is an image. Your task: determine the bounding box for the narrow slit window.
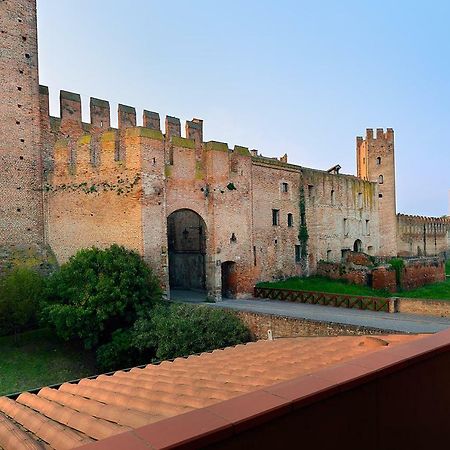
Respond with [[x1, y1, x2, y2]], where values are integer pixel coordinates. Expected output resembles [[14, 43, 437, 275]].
[[272, 209, 280, 226], [287, 213, 294, 227]]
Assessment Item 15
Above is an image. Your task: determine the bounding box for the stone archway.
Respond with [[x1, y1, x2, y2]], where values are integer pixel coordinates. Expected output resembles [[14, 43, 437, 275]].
[[167, 209, 207, 291], [353, 239, 362, 253], [221, 261, 237, 299]]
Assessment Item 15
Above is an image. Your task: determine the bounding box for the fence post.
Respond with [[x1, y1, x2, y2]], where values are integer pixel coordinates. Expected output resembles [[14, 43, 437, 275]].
[[389, 297, 399, 313]]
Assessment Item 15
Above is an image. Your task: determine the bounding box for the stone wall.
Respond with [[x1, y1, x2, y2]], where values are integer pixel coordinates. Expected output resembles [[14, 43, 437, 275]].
[[232, 310, 394, 340], [401, 257, 446, 290], [397, 214, 450, 258], [397, 298, 450, 318]]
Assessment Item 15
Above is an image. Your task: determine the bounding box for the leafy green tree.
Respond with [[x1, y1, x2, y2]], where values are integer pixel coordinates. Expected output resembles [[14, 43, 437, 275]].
[[0, 267, 44, 337], [42, 245, 162, 349], [133, 303, 251, 361]]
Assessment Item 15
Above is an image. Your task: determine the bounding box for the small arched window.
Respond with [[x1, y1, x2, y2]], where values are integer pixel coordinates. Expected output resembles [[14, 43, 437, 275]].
[[376, 157, 381, 165], [331, 190, 335, 205], [378, 174, 384, 184]]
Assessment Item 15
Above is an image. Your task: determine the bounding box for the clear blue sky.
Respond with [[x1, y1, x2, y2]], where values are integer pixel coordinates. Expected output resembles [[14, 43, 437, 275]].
[[36, 0, 450, 217]]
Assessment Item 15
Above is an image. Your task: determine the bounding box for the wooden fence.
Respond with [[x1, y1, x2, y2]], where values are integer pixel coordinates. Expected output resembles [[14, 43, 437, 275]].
[[253, 287, 391, 312]]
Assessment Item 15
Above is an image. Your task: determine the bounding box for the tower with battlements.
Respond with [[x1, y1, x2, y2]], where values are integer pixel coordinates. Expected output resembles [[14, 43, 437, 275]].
[[357, 128, 397, 256], [0, 0, 44, 249]]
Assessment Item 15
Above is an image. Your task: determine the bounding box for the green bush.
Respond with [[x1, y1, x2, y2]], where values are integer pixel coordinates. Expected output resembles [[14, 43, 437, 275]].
[[42, 245, 162, 349], [0, 267, 45, 336], [388, 258, 405, 286], [96, 329, 144, 372], [133, 303, 252, 361]]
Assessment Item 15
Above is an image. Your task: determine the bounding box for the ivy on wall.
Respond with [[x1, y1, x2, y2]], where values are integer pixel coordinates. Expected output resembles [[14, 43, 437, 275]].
[[299, 184, 308, 259]]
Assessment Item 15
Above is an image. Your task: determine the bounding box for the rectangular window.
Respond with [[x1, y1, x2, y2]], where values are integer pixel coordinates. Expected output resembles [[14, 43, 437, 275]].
[[358, 192, 363, 208], [343, 218, 349, 236], [272, 209, 280, 226], [281, 182, 289, 193], [327, 250, 332, 261], [365, 219, 370, 235], [295, 245, 301, 263], [331, 190, 335, 206], [287, 213, 293, 227], [308, 185, 314, 199]]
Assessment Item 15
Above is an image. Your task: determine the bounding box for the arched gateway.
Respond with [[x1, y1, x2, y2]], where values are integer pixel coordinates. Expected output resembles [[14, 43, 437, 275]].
[[167, 209, 207, 291]]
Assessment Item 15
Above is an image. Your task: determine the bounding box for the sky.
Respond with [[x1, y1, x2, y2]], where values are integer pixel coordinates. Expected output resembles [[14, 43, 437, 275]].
[[36, 0, 450, 217]]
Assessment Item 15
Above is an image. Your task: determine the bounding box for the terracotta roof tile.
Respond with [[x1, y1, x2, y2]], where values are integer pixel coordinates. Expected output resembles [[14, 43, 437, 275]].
[[0, 334, 422, 450]]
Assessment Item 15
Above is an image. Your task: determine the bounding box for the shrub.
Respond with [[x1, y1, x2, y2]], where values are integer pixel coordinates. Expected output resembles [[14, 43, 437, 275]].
[[42, 245, 162, 349], [0, 267, 45, 336], [133, 303, 252, 361], [96, 329, 144, 372], [389, 258, 405, 286]]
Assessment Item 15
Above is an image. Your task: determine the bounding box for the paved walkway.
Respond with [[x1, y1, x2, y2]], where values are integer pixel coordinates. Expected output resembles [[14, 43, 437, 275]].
[[170, 290, 450, 334]]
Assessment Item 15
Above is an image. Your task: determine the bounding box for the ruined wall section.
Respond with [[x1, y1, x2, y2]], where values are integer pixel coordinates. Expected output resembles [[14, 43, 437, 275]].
[[302, 168, 380, 271], [397, 214, 450, 257], [0, 0, 44, 248], [357, 128, 397, 256], [40, 88, 168, 284]]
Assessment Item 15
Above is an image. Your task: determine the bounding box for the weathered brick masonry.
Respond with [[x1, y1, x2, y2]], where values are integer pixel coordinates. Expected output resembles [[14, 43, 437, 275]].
[[1, 0, 449, 298]]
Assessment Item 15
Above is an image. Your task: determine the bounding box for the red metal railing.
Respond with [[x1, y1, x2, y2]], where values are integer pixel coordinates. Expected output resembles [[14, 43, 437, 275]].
[[253, 287, 390, 312]]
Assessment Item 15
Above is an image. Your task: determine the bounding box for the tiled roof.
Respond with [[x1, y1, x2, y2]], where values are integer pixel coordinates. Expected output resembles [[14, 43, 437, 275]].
[[0, 334, 421, 450]]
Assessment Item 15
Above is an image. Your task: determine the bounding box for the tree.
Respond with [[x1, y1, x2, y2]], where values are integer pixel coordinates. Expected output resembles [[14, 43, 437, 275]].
[[42, 245, 162, 349], [0, 267, 44, 337]]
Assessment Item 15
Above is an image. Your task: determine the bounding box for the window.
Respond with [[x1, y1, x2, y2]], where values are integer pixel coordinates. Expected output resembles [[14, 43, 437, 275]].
[[365, 219, 370, 235], [281, 182, 289, 193], [379, 193, 383, 198], [308, 185, 314, 199], [327, 250, 332, 261], [272, 209, 280, 226], [378, 174, 384, 184], [295, 245, 302, 263], [343, 218, 349, 236], [331, 189, 335, 206], [376, 157, 381, 165], [357, 192, 363, 208], [287, 213, 294, 227]]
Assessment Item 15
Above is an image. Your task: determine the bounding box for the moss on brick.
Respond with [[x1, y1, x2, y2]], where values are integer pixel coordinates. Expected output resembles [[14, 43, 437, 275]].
[[206, 141, 229, 152], [126, 127, 163, 141], [101, 131, 117, 143], [77, 134, 91, 146], [234, 145, 250, 157], [172, 136, 195, 149], [165, 164, 173, 178]]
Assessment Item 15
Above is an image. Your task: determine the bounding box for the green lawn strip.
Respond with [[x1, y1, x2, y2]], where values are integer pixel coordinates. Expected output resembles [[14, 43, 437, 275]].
[[446, 260, 450, 276], [395, 279, 450, 300], [257, 276, 450, 301], [0, 328, 97, 397], [256, 276, 391, 298]]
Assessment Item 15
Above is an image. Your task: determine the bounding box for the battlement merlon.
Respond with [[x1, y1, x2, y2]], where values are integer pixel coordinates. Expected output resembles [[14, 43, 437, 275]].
[[38, 87, 204, 140], [359, 128, 395, 143]]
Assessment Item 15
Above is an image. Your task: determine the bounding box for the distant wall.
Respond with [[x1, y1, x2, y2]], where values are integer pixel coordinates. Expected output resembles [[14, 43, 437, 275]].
[[397, 214, 450, 258]]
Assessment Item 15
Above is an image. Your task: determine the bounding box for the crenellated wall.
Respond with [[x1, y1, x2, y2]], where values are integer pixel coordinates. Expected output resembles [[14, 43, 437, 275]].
[[3, 1, 448, 298], [397, 214, 450, 257]]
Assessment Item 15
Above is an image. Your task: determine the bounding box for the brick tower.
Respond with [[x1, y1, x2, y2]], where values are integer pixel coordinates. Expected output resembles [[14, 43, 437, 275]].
[[0, 0, 44, 248], [357, 128, 398, 256]]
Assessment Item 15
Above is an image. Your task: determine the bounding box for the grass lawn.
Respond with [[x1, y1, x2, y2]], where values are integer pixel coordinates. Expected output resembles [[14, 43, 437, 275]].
[[0, 328, 97, 397], [446, 260, 450, 275], [257, 276, 450, 301], [257, 276, 391, 297]]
